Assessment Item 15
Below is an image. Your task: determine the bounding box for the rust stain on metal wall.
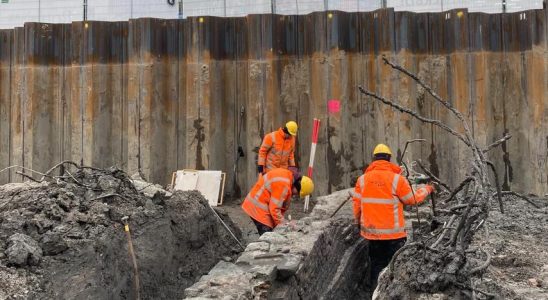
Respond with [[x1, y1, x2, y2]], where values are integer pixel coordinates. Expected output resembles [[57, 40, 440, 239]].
[[0, 8, 546, 196]]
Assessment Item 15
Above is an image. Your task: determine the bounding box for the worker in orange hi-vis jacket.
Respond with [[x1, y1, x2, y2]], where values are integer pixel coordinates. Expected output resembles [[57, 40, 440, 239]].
[[353, 143, 434, 289], [242, 168, 313, 235], [257, 121, 298, 174]]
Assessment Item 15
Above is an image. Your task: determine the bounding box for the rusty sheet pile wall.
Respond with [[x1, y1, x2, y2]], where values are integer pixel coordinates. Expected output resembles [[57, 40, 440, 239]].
[[0, 8, 546, 196]]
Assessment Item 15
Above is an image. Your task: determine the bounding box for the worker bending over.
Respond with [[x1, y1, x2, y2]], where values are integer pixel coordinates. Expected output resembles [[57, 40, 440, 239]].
[[353, 144, 434, 288], [257, 121, 298, 174], [242, 168, 314, 235]]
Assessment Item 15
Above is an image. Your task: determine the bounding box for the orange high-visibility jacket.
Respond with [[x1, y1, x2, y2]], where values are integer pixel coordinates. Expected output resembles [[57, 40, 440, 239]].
[[241, 168, 294, 228], [258, 128, 296, 173], [352, 160, 433, 240]]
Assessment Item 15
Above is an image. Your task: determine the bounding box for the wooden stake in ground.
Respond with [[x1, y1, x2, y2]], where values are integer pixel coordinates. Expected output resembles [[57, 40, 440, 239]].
[[121, 216, 141, 300]]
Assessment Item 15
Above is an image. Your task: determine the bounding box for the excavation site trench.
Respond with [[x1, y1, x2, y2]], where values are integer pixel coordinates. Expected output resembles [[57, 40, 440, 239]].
[[0, 166, 546, 300], [0, 166, 374, 300]]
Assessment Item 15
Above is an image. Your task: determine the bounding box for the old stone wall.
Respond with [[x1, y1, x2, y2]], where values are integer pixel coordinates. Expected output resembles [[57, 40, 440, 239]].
[[0, 8, 546, 196], [184, 189, 370, 299]]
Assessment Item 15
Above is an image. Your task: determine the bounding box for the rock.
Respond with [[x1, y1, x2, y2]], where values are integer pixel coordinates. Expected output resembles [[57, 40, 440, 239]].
[[245, 242, 270, 252], [276, 254, 302, 280], [40, 231, 68, 256], [236, 250, 276, 266], [249, 265, 277, 281], [207, 261, 244, 277], [527, 278, 542, 287], [5, 233, 43, 266], [98, 176, 120, 193], [66, 227, 84, 239], [259, 232, 288, 244]]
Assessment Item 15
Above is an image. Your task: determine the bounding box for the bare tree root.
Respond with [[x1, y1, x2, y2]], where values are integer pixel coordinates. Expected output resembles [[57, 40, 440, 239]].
[[467, 248, 492, 276], [445, 177, 475, 203], [483, 134, 512, 153], [0, 165, 50, 180], [454, 282, 496, 298], [15, 171, 41, 183], [485, 161, 504, 213], [496, 191, 541, 209], [416, 160, 452, 192], [358, 87, 470, 147]]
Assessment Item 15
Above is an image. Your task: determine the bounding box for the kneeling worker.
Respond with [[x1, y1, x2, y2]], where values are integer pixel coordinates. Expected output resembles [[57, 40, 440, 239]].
[[242, 168, 314, 235], [353, 144, 434, 287]]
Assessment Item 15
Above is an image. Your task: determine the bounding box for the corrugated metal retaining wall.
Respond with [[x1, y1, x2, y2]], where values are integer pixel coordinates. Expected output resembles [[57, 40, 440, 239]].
[[0, 8, 546, 197]]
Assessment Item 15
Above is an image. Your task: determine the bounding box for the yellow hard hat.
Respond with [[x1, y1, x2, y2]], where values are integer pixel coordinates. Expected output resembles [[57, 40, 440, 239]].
[[299, 176, 314, 198], [285, 121, 298, 136], [373, 144, 392, 156]]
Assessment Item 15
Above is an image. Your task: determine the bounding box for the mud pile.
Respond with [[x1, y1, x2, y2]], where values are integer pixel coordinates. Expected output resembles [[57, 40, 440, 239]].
[[374, 194, 548, 300], [0, 167, 242, 299]]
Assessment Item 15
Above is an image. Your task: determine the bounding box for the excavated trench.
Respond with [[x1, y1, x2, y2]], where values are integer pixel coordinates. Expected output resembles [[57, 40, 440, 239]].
[[270, 220, 372, 300], [185, 190, 375, 300], [0, 167, 372, 300]]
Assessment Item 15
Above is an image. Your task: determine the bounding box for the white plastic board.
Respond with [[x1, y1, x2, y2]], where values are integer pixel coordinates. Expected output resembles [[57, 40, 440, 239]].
[[173, 170, 223, 207], [174, 170, 199, 191], [195, 171, 223, 207]]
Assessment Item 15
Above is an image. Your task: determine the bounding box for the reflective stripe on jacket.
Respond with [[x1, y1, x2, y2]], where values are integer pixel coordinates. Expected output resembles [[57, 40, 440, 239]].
[[241, 168, 293, 228], [258, 128, 296, 172], [352, 160, 432, 240]]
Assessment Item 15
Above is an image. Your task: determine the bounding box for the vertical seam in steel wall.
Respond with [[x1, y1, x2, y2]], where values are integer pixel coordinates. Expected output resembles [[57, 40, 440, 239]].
[[197, 18, 202, 169], [358, 10, 365, 167], [325, 12, 331, 194], [499, 12, 508, 188], [60, 25, 66, 165], [21, 27, 26, 176], [467, 11, 475, 138], [120, 22, 124, 169], [80, 24, 85, 166], [8, 31, 12, 182], [391, 9, 400, 155], [176, 20, 180, 169], [233, 18, 239, 191], [137, 21, 142, 174]]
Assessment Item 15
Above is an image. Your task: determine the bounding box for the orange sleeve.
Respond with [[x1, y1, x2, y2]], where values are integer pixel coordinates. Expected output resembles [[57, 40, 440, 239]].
[[396, 176, 432, 205], [258, 134, 273, 166], [289, 138, 296, 166], [352, 176, 363, 222], [269, 184, 290, 226]]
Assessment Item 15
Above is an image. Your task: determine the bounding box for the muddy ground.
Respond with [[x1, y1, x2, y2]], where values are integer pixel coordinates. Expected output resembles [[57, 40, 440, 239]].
[[0, 168, 242, 300], [375, 194, 548, 300], [472, 195, 548, 299]]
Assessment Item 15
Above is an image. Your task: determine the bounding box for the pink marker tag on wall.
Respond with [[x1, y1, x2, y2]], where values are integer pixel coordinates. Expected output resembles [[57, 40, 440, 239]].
[[327, 99, 340, 114]]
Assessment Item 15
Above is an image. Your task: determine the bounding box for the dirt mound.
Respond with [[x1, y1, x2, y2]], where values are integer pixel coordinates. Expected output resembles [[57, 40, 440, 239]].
[[0, 167, 242, 299], [374, 194, 548, 300]]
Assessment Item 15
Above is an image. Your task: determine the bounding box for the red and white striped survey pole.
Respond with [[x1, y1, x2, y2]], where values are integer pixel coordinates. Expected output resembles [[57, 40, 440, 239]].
[[304, 118, 320, 212]]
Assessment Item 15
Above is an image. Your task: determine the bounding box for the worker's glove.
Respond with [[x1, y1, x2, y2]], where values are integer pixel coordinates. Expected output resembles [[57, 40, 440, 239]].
[[353, 220, 361, 232], [342, 222, 360, 244], [425, 184, 435, 194], [257, 165, 264, 174]]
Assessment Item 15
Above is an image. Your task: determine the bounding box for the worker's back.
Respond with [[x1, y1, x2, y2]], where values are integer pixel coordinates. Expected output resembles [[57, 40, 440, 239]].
[[355, 160, 407, 240]]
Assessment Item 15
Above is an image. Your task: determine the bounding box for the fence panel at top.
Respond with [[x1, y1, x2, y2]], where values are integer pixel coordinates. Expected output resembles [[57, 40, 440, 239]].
[[1, 0, 545, 29]]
